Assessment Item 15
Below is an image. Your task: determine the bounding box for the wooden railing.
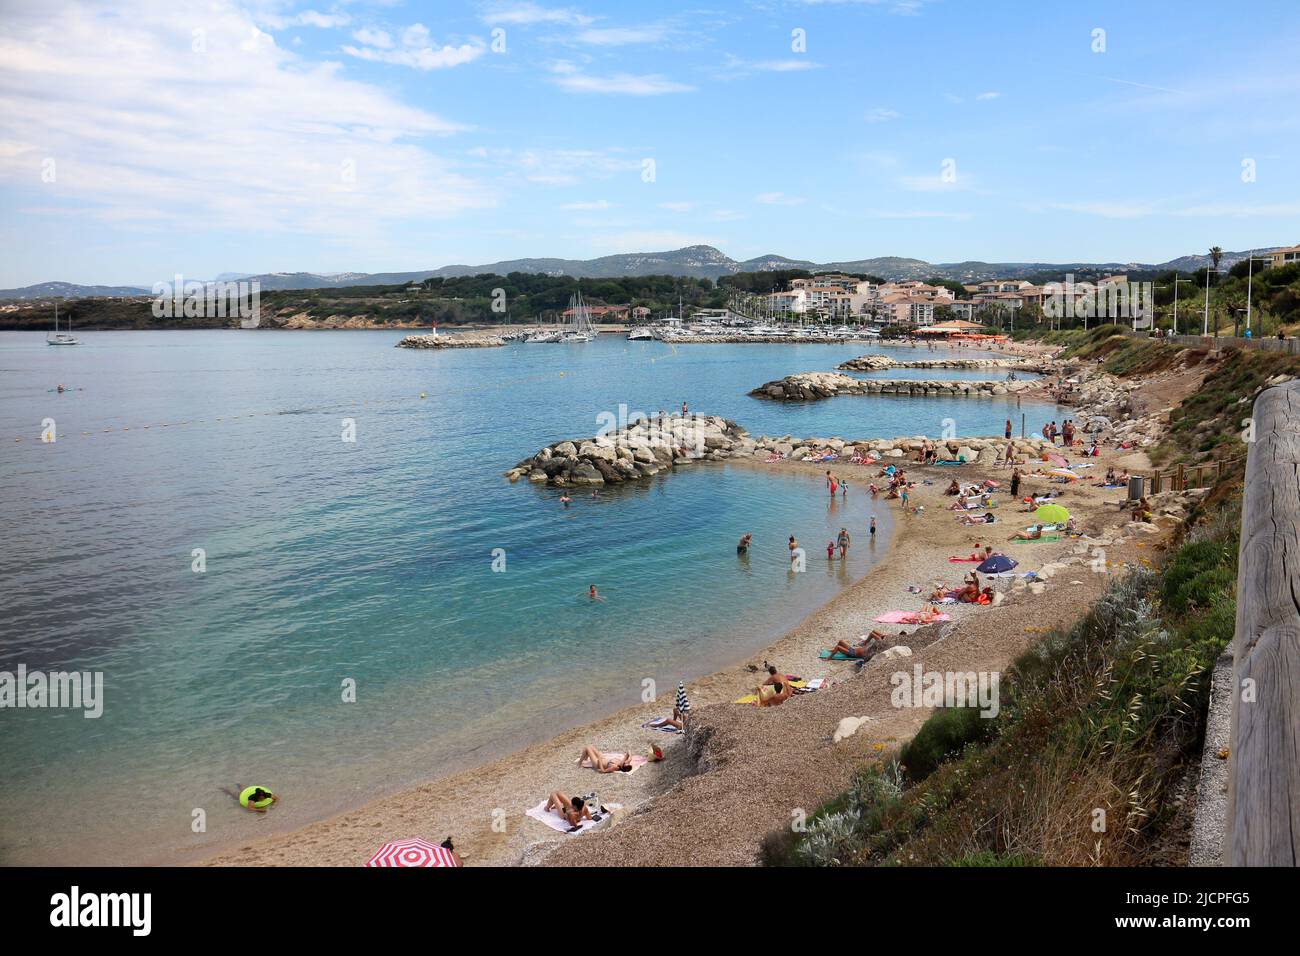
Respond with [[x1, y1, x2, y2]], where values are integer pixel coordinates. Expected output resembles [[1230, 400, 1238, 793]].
[[1227, 380, 1300, 865], [1142, 457, 1243, 495]]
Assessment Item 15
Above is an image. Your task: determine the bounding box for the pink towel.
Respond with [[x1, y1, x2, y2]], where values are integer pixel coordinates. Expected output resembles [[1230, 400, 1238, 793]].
[[875, 611, 952, 624]]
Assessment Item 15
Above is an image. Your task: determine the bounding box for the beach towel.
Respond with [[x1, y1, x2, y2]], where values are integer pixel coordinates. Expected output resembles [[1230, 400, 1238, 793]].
[[640, 718, 682, 734], [1016, 535, 1061, 543], [948, 556, 982, 562], [820, 650, 863, 660], [934, 458, 966, 466], [577, 753, 649, 774], [875, 611, 952, 624], [526, 800, 604, 834], [733, 678, 809, 704]]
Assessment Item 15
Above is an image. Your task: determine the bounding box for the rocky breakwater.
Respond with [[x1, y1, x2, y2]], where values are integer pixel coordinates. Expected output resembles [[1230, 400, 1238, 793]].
[[837, 354, 1043, 372], [504, 415, 753, 486], [396, 334, 505, 349], [747, 433, 1056, 465], [750, 371, 1036, 402]]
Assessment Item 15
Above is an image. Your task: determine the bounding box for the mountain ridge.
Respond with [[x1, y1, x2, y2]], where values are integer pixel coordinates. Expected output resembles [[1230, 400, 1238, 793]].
[[1, 245, 1285, 300]]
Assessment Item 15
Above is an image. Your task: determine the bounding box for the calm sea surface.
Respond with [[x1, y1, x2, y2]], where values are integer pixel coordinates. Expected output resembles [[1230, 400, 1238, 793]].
[[0, 331, 1057, 863]]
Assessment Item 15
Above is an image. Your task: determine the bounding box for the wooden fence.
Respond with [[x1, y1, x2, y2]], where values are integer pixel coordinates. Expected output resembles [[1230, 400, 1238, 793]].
[[1226, 380, 1300, 865], [1142, 457, 1243, 494]]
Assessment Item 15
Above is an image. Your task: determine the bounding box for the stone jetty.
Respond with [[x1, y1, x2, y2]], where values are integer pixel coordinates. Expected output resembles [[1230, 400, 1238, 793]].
[[397, 334, 505, 349], [836, 354, 1043, 372], [506, 417, 1060, 486], [749, 433, 1057, 465], [504, 414, 752, 486], [750, 371, 1036, 401]]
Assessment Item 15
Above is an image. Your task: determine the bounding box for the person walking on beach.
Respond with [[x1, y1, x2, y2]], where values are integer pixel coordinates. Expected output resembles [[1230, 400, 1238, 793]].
[[1010, 468, 1022, 500], [900, 486, 909, 509], [826, 540, 835, 560], [837, 527, 851, 558], [681, 401, 689, 417]]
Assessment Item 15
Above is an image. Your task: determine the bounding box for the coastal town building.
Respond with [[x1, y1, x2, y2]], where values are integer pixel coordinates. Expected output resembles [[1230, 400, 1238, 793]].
[[1268, 244, 1300, 268]]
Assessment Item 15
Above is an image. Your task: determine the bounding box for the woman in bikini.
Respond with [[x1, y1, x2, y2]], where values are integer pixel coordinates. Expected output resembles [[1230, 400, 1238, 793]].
[[578, 746, 634, 774], [546, 792, 593, 828]]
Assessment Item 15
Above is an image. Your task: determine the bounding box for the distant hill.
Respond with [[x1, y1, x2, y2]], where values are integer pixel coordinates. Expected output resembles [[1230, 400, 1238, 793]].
[[0, 280, 150, 300], [3, 245, 1287, 300]]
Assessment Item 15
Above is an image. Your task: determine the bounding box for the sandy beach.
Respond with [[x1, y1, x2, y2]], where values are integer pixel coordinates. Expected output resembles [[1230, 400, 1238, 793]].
[[200, 407, 1185, 866]]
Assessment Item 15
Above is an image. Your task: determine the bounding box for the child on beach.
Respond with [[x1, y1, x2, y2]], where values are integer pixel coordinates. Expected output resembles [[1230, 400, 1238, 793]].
[[870, 514, 877, 538], [827, 541, 836, 560]]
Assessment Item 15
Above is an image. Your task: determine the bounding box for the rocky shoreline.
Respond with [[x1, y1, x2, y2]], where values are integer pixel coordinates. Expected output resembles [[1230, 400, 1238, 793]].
[[505, 411, 1063, 487], [750, 370, 1036, 401], [396, 333, 505, 349], [836, 354, 1044, 372], [504, 415, 752, 486]]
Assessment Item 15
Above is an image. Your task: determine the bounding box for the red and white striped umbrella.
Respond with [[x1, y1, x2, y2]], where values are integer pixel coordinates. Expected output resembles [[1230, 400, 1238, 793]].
[[366, 838, 457, 868]]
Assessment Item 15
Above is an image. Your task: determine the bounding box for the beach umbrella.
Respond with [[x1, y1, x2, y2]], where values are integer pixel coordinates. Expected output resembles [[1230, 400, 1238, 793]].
[[1047, 468, 1078, 480], [977, 554, 1019, 574], [1035, 503, 1070, 525], [676, 681, 690, 717], [366, 838, 457, 868], [1047, 454, 1069, 467]]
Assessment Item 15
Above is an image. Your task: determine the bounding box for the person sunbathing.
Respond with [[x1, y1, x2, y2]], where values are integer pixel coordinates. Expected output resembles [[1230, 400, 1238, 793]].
[[826, 631, 888, 660], [546, 791, 593, 828], [1009, 524, 1046, 540], [578, 746, 634, 774], [927, 583, 950, 602], [757, 680, 794, 707]]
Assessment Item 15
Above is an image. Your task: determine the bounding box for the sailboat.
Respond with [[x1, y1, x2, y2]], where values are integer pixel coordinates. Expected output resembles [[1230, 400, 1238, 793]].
[[557, 289, 594, 343], [47, 303, 79, 346]]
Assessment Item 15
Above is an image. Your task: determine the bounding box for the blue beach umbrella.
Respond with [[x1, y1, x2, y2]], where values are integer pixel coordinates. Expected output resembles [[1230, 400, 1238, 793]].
[[976, 554, 1019, 575]]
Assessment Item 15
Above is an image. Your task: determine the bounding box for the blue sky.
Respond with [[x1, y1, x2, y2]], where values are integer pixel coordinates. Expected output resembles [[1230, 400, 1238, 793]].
[[0, 0, 1297, 286]]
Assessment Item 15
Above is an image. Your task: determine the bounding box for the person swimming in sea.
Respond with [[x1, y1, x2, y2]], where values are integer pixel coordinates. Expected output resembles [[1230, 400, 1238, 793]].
[[587, 584, 605, 602], [560, 494, 571, 507], [737, 533, 752, 555]]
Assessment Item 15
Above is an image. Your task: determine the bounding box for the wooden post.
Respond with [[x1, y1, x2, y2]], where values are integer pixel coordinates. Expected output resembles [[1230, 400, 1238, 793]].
[[1227, 380, 1300, 865]]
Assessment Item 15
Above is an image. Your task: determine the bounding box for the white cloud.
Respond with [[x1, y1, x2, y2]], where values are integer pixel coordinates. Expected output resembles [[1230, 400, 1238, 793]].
[[0, 0, 490, 245], [551, 64, 693, 95], [975, 91, 1000, 101], [256, 9, 352, 30], [481, 3, 593, 27], [659, 201, 695, 213], [343, 23, 486, 71], [561, 199, 611, 210], [577, 26, 668, 46], [864, 107, 900, 122], [352, 28, 393, 49], [755, 192, 805, 205]]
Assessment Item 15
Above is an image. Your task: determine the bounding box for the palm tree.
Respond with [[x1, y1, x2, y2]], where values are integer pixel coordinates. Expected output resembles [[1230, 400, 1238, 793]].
[[1209, 246, 1223, 273]]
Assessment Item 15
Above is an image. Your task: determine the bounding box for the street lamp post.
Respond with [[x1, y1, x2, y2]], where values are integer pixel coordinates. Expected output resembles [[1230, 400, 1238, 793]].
[[1171, 276, 1191, 336], [1245, 255, 1272, 334], [1202, 268, 1218, 336]]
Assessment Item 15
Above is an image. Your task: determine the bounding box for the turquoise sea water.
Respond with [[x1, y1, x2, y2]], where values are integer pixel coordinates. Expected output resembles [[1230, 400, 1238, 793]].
[[0, 331, 1057, 864]]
